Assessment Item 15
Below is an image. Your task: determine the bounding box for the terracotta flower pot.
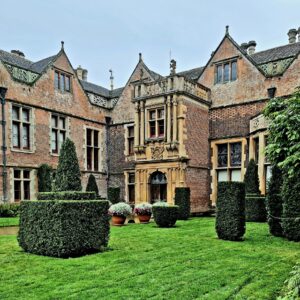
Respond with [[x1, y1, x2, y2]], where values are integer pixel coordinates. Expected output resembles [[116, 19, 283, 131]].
[[138, 214, 151, 224], [112, 215, 126, 226]]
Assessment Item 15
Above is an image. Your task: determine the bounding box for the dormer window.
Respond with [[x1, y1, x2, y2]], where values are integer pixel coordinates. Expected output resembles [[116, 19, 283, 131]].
[[215, 60, 237, 84], [54, 70, 71, 92]]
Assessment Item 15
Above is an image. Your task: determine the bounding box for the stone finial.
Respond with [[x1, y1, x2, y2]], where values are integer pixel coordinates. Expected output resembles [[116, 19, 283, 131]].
[[288, 29, 297, 44], [61, 41, 64, 50], [139, 53, 142, 61], [109, 69, 114, 91], [225, 25, 229, 35], [170, 59, 176, 75]]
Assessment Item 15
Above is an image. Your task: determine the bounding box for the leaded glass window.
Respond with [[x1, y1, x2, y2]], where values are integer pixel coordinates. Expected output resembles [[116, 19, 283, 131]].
[[51, 114, 66, 154], [218, 144, 228, 167], [230, 143, 241, 166]]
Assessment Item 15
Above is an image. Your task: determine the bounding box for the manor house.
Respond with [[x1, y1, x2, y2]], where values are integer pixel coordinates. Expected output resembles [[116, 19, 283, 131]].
[[1, 27, 300, 213]]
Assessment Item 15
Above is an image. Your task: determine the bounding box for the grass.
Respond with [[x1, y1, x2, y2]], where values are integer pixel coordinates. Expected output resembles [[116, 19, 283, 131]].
[[0, 217, 299, 299], [0, 217, 19, 227]]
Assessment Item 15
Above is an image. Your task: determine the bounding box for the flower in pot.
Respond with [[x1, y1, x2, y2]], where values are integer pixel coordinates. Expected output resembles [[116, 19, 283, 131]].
[[152, 203, 179, 228], [108, 202, 132, 226], [134, 203, 152, 224]]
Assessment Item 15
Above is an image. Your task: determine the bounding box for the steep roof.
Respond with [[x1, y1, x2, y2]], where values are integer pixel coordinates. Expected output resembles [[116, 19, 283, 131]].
[[178, 67, 204, 81], [251, 42, 300, 64], [80, 80, 124, 98]]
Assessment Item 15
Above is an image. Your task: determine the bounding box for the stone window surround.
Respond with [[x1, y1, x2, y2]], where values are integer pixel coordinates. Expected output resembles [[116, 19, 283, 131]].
[[124, 123, 135, 158], [145, 105, 166, 141], [124, 171, 135, 203], [11, 168, 33, 202], [54, 68, 72, 93], [10, 103, 36, 154], [84, 125, 101, 172], [214, 58, 238, 84]]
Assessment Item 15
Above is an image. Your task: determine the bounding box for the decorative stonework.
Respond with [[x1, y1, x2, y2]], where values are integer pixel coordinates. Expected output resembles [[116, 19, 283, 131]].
[[250, 114, 269, 133], [5, 63, 39, 84], [151, 146, 164, 160], [258, 58, 294, 76], [87, 92, 108, 107]]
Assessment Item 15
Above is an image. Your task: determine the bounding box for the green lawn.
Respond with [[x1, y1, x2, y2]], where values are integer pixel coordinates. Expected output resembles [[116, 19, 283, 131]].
[[0, 217, 19, 227], [0, 218, 299, 300]]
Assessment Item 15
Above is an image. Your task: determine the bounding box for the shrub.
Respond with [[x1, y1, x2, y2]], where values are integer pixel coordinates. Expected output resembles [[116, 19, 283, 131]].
[[278, 263, 300, 300], [134, 203, 152, 216], [86, 174, 99, 196], [266, 165, 284, 237], [216, 182, 246, 241], [108, 202, 132, 217], [245, 195, 267, 222], [37, 191, 96, 201], [244, 159, 260, 194], [282, 174, 300, 241], [152, 205, 179, 228], [37, 164, 52, 192], [174, 187, 190, 220], [152, 201, 168, 207], [108, 187, 120, 204], [18, 200, 110, 258], [0, 203, 20, 217], [54, 138, 82, 191]]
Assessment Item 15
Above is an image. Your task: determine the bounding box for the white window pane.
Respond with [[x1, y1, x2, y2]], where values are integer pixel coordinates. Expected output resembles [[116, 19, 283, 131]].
[[51, 130, 57, 152], [218, 170, 228, 182], [12, 107, 19, 120], [22, 109, 30, 122], [13, 123, 20, 147], [231, 169, 242, 182], [266, 165, 272, 183], [59, 117, 65, 129]]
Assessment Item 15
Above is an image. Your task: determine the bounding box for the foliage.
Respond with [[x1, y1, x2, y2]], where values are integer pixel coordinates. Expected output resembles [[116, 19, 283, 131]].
[[282, 173, 300, 241], [86, 174, 99, 197], [244, 159, 260, 194], [266, 165, 284, 237], [37, 164, 52, 192], [1, 219, 300, 299], [0, 203, 20, 217], [108, 202, 132, 217], [278, 263, 300, 300], [54, 138, 82, 191], [18, 200, 110, 258], [174, 187, 190, 220], [0, 217, 19, 227], [108, 187, 120, 204], [245, 195, 267, 222], [152, 205, 179, 228], [134, 203, 152, 216], [152, 201, 168, 207], [263, 89, 300, 177], [216, 182, 246, 241], [37, 191, 96, 201]]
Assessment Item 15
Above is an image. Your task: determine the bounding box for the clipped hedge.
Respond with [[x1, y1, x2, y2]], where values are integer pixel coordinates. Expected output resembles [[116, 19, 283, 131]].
[[282, 174, 300, 241], [174, 187, 190, 220], [0, 203, 20, 217], [266, 166, 284, 237], [37, 164, 52, 192], [18, 200, 110, 258], [108, 187, 120, 204], [152, 205, 179, 228], [245, 195, 267, 222], [37, 191, 96, 201], [216, 182, 246, 241]]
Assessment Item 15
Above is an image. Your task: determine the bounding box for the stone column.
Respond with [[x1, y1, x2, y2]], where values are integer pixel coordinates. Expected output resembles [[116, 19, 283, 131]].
[[140, 101, 145, 146], [167, 96, 172, 144], [134, 102, 140, 147], [172, 95, 178, 142]]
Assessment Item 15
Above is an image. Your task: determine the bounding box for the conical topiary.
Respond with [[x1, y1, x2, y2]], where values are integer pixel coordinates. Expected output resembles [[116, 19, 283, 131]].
[[266, 165, 284, 237], [37, 164, 53, 192], [244, 159, 260, 195], [86, 174, 99, 196], [54, 138, 82, 191]]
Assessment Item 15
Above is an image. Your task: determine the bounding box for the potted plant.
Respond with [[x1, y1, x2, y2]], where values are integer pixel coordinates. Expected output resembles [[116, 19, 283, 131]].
[[134, 203, 152, 224], [108, 202, 132, 226]]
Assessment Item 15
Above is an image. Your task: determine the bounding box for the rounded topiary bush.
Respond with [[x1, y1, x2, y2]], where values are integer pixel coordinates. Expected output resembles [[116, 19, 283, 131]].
[[174, 187, 190, 220], [216, 181, 246, 241], [282, 174, 300, 241], [266, 165, 284, 237], [152, 204, 179, 228], [86, 174, 99, 197]]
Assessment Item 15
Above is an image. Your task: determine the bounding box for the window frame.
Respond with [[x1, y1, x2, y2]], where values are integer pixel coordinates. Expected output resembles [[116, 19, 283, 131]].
[[147, 107, 165, 139], [13, 169, 31, 202], [12, 105, 32, 151], [54, 70, 72, 93], [215, 59, 238, 84], [127, 125, 135, 156], [51, 114, 67, 155], [86, 127, 100, 172], [127, 172, 135, 203]]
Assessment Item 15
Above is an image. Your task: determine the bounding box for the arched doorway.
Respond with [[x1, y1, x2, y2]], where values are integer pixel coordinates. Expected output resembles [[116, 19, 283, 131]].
[[149, 171, 167, 203]]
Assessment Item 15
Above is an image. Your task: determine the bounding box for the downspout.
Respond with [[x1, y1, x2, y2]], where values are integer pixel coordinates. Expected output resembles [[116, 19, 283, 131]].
[[105, 116, 111, 195], [0, 87, 8, 202]]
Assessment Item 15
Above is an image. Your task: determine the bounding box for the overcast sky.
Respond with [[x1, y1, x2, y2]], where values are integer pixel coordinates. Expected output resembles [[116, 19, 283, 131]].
[[1, 0, 299, 88]]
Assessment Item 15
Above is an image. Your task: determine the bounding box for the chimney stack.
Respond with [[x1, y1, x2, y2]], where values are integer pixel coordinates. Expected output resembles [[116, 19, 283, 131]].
[[240, 42, 249, 52], [288, 28, 297, 44], [298, 27, 300, 42], [11, 50, 25, 58], [76, 66, 88, 81], [82, 69, 88, 81], [247, 41, 257, 55]]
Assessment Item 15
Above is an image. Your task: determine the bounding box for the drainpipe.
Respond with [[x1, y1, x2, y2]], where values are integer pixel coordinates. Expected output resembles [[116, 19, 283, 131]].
[[105, 116, 111, 195], [0, 87, 8, 202]]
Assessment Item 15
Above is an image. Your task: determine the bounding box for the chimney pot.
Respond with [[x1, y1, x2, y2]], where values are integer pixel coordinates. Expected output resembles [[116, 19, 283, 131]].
[[240, 42, 249, 52], [247, 41, 257, 55], [82, 69, 88, 81], [288, 28, 297, 44]]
